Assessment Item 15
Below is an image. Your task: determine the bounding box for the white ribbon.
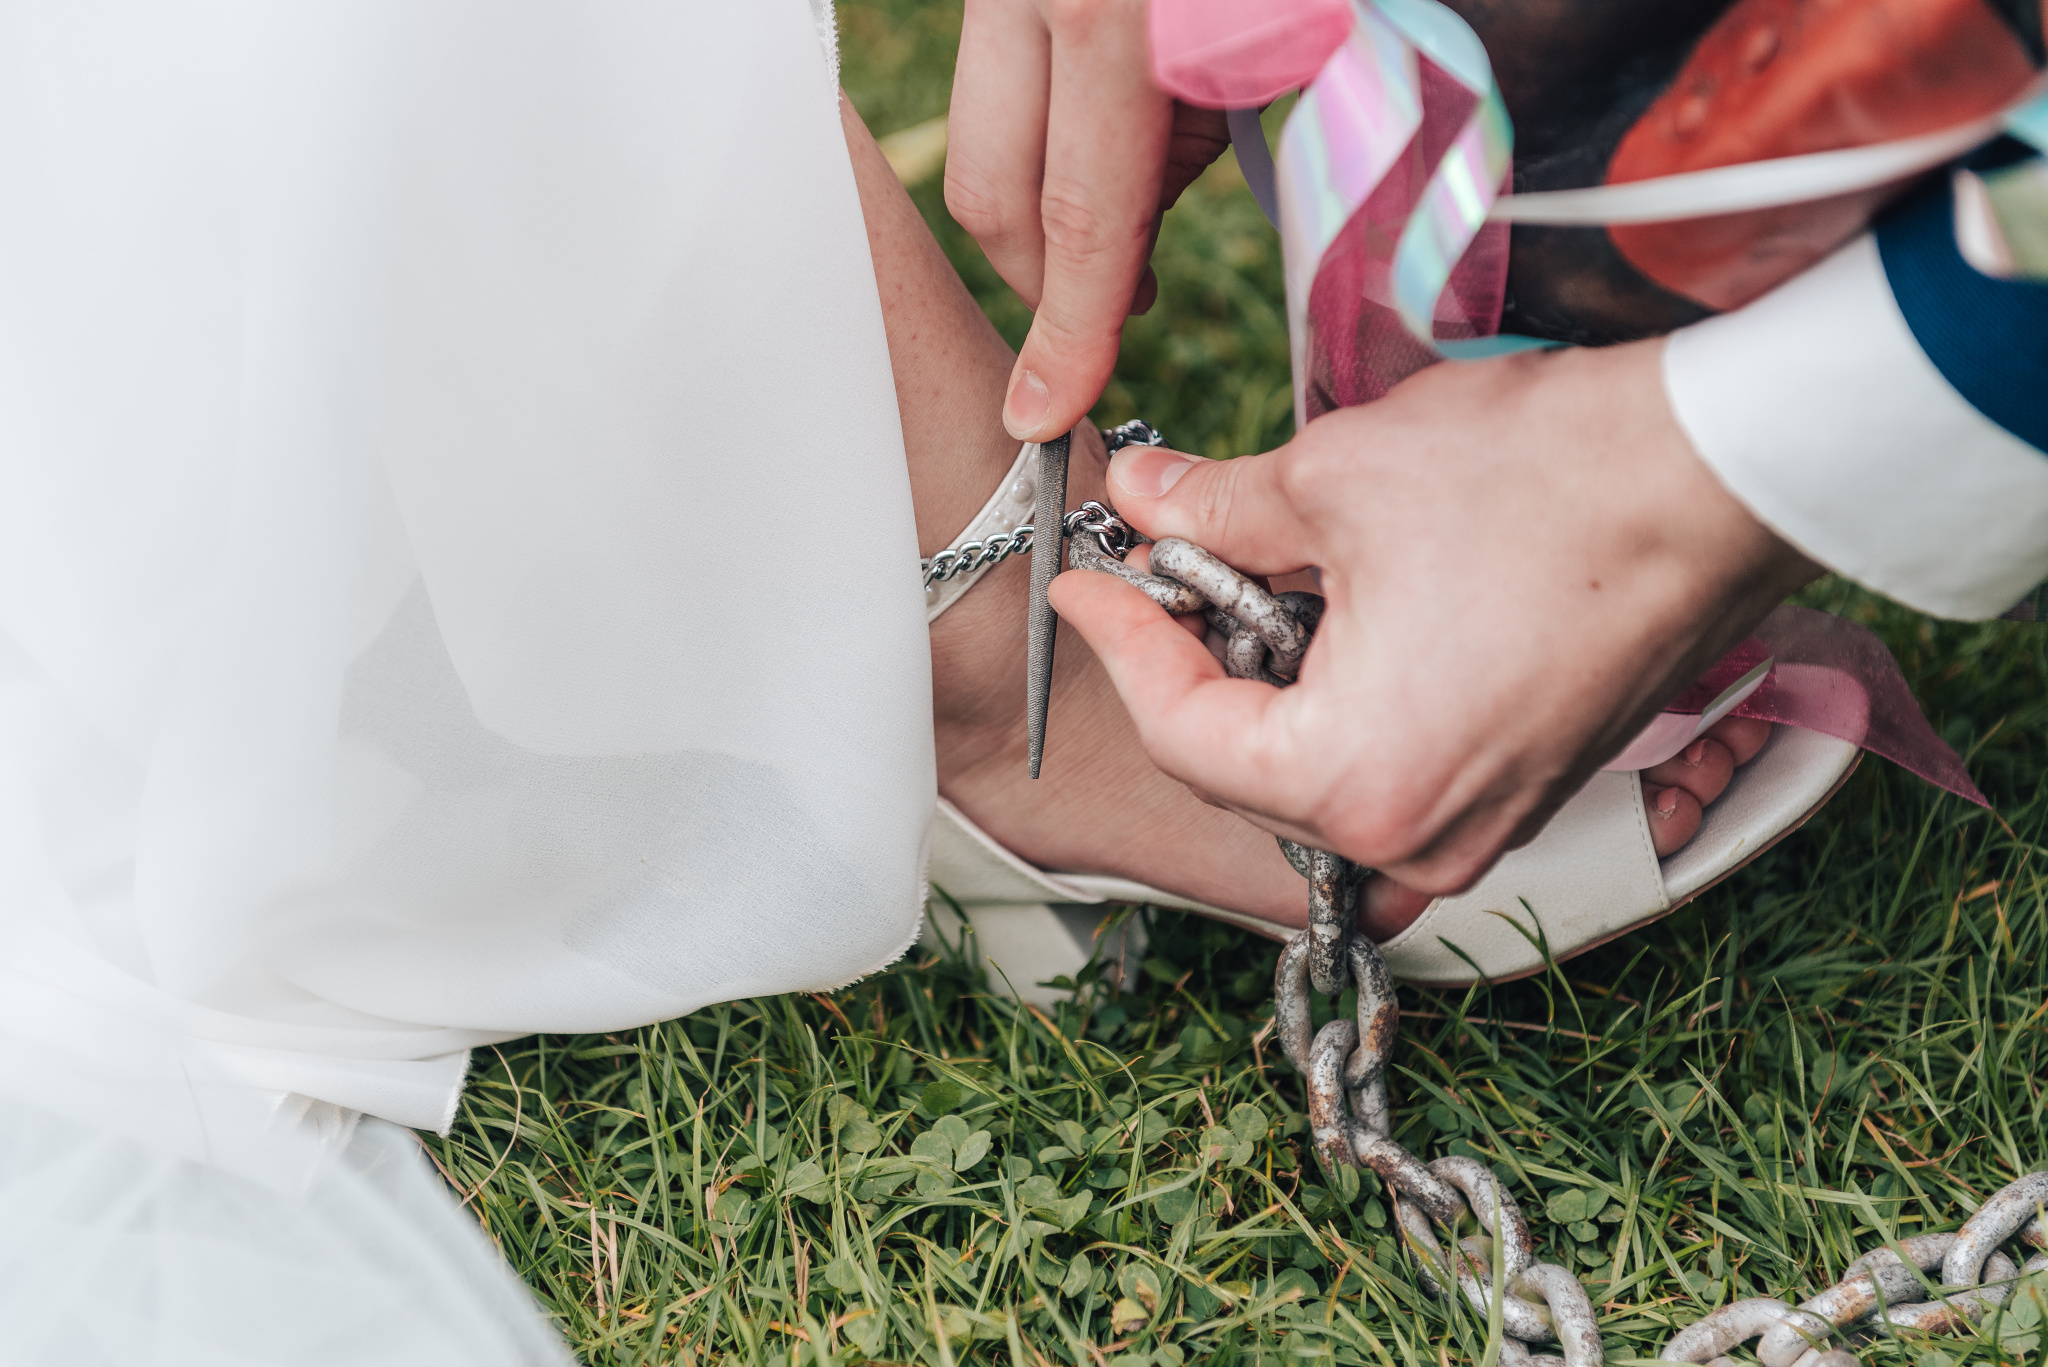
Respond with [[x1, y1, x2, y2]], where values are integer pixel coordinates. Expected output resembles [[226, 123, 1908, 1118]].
[[1490, 80, 2046, 226]]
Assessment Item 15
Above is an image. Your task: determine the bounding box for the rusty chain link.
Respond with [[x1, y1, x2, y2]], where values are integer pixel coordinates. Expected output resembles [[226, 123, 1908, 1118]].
[[1659, 1176, 2048, 1367], [1063, 465, 2048, 1367], [1067, 514, 1603, 1367]]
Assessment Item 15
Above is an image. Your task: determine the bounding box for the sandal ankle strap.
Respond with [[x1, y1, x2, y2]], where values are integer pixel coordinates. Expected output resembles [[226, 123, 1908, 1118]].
[[923, 421, 1165, 624], [923, 441, 1041, 623]]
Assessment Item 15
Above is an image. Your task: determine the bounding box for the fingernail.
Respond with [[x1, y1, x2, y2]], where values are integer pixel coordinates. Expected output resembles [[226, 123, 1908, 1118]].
[[1652, 786, 1679, 818], [1111, 445, 1204, 499], [1003, 369, 1051, 439], [1683, 740, 1708, 766]]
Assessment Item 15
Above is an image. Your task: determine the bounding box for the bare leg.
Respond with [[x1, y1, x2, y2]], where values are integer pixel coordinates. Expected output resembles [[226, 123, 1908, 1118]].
[[840, 96, 1303, 924], [840, 97, 1767, 939]]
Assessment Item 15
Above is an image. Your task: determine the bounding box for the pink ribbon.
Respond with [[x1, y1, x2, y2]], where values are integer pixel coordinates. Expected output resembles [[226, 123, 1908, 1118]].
[[1149, 0, 1352, 109], [1629, 607, 1986, 805], [1298, 61, 1509, 415]]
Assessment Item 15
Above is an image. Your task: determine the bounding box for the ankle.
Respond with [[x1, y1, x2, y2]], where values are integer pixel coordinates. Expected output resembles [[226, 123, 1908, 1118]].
[[929, 425, 1110, 759]]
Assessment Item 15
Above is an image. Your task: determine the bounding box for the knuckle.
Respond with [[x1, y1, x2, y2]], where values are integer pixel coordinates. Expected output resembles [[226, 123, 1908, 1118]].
[[1022, 302, 1111, 362], [1180, 456, 1240, 534], [1037, 181, 1145, 266], [1330, 814, 1435, 876], [1044, 0, 1124, 38], [1302, 769, 1433, 870], [1274, 441, 1337, 510], [942, 161, 1020, 246]]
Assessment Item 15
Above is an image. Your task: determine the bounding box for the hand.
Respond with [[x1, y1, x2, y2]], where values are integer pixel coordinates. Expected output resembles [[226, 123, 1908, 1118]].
[[945, 0, 1231, 443], [1048, 339, 1821, 895]]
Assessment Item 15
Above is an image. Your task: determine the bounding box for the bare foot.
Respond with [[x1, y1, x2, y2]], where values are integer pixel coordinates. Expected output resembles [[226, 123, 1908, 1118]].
[[841, 95, 1774, 948], [1357, 715, 1773, 939], [840, 95, 1302, 927]]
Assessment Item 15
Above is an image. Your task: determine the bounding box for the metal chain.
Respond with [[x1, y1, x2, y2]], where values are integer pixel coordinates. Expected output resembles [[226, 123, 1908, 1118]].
[[924, 526, 1036, 588], [1066, 519, 1602, 1367], [921, 424, 1167, 589], [1059, 450, 2048, 1367], [1658, 1175, 2048, 1367]]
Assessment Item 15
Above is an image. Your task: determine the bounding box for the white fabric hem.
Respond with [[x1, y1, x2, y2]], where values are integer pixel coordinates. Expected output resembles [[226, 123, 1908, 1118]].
[[1664, 233, 2048, 620]]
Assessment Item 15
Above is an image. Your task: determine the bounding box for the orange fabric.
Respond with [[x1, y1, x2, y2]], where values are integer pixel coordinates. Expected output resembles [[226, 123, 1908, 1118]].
[[1606, 0, 2037, 310]]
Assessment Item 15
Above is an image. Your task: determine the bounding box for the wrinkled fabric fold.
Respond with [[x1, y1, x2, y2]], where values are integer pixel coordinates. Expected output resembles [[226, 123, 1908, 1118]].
[[0, 0, 931, 1354]]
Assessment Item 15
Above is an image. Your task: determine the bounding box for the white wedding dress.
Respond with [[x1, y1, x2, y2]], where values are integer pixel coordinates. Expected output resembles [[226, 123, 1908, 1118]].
[[0, 1, 930, 1359]]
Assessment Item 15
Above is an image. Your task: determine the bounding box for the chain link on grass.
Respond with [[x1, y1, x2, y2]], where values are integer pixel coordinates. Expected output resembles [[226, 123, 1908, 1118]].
[[1070, 502, 2048, 1367], [1070, 518, 1601, 1367]]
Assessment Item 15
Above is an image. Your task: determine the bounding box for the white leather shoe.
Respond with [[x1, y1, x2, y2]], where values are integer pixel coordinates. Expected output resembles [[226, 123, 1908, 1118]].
[[921, 437, 1856, 992], [928, 727, 1856, 989]]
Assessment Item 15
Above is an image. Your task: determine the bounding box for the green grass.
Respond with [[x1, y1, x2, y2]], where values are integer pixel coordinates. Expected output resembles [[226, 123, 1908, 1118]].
[[418, 8, 2048, 1364]]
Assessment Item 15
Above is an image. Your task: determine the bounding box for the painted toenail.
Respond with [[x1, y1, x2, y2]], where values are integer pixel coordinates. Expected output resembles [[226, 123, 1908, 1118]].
[[1653, 787, 1679, 817], [1684, 740, 1708, 766]]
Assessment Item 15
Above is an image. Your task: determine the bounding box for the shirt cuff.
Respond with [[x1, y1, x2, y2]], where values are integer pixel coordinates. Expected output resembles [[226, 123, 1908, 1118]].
[[1663, 232, 2048, 620]]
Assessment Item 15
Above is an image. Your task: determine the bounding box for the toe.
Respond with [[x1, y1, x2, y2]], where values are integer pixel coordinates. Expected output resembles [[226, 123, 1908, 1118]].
[[1642, 737, 1735, 806], [1643, 782, 1703, 855], [1706, 715, 1770, 765], [1358, 874, 1432, 942]]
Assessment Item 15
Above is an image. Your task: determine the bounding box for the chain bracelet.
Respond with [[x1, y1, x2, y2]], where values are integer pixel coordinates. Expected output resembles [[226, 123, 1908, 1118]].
[[921, 423, 1166, 589]]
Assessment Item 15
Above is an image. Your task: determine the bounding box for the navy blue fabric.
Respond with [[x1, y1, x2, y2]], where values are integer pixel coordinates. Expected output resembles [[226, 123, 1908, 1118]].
[[1876, 153, 2048, 454]]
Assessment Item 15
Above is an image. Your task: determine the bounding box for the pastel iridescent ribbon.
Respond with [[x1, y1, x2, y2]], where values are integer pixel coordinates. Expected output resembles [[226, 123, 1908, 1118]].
[[1358, 0, 1510, 353], [1152, 0, 1513, 423], [1152, 3, 2048, 400]]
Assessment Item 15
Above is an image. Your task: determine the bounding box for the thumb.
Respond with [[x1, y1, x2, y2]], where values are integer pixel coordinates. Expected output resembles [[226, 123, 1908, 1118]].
[[1105, 444, 1317, 577]]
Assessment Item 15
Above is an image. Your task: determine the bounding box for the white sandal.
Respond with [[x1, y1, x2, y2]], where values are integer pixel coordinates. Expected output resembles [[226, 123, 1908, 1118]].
[[930, 727, 1855, 991], [923, 441, 1859, 996]]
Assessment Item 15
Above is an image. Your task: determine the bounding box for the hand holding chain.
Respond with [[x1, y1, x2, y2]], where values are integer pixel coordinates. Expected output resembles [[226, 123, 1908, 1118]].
[[1062, 492, 1602, 1367], [1030, 424, 2048, 1366]]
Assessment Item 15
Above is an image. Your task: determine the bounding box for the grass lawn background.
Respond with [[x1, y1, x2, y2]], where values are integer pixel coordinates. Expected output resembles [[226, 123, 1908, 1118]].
[[421, 6, 2048, 1363]]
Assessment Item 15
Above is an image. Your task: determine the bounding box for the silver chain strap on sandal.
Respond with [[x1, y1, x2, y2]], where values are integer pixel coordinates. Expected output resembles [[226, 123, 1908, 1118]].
[[919, 421, 1167, 590]]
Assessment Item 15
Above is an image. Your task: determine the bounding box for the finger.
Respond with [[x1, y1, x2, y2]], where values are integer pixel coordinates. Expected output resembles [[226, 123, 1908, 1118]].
[[945, 0, 1052, 307], [1160, 103, 1232, 210], [1106, 444, 1320, 577], [1127, 104, 1228, 319], [1640, 737, 1735, 808], [1003, 0, 1172, 440], [1048, 567, 1330, 837], [1705, 715, 1770, 765], [1067, 557, 1538, 889], [1643, 783, 1704, 856]]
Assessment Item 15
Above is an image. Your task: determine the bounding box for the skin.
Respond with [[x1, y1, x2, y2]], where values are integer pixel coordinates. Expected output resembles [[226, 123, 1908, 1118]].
[[843, 94, 1304, 928], [945, 0, 1228, 442], [846, 94, 1782, 935], [943, 0, 1813, 907], [1050, 342, 1820, 896]]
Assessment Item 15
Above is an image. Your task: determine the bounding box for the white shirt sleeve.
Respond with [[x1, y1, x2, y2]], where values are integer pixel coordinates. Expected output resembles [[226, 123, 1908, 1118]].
[[1663, 233, 2048, 620]]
